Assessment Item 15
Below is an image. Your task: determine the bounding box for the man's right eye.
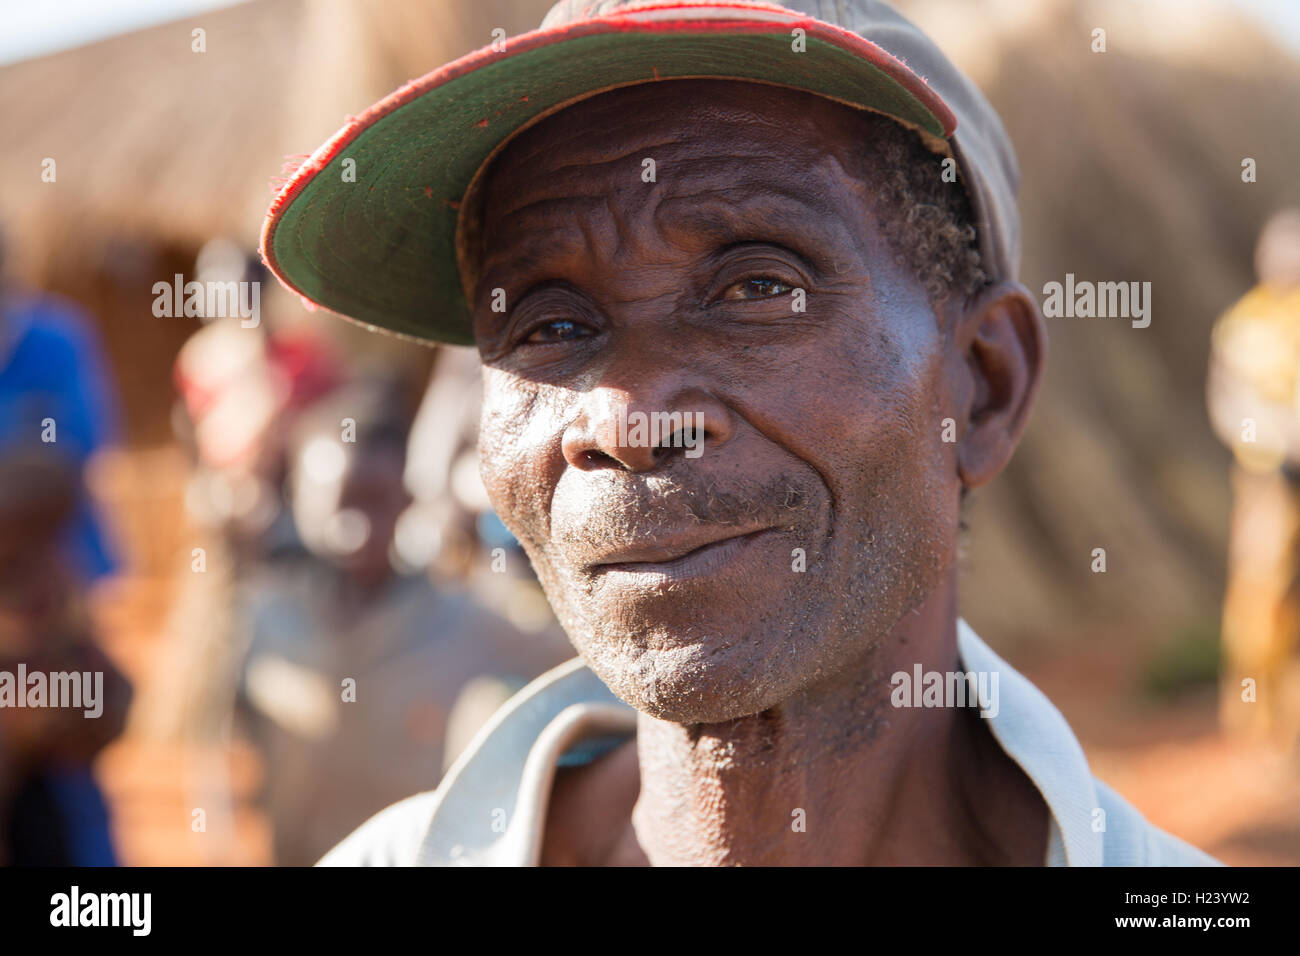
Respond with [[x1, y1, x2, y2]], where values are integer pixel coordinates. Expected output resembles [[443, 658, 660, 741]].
[[523, 319, 593, 344]]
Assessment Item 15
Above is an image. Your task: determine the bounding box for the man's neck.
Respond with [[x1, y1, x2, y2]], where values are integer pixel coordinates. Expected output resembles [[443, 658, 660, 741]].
[[627, 586, 1049, 866]]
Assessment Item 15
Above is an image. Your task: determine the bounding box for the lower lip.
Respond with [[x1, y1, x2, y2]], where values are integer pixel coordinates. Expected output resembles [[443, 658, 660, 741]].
[[589, 529, 776, 585]]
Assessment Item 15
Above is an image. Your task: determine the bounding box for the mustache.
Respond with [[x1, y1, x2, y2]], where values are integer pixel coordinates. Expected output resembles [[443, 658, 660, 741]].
[[552, 471, 814, 554]]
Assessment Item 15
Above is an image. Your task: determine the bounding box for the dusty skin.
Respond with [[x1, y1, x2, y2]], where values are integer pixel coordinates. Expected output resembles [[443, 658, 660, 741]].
[[471, 80, 1048, 865]]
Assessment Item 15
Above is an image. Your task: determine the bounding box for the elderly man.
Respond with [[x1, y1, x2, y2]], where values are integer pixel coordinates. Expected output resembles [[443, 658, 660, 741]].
[[261, 0, 1218, 866]]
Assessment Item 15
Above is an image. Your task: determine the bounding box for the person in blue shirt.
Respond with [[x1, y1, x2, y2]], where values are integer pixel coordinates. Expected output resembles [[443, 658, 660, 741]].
[[0, 239, 129, 866], [0, 287, 122, 583]]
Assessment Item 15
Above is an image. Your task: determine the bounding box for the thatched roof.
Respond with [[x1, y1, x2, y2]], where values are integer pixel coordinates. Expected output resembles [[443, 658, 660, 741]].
[[899, 0, 1300, 641], [0, 0, 554, 279], [1, 0, 294, 273]]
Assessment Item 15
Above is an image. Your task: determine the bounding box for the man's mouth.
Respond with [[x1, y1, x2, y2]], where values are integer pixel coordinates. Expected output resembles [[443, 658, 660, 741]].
[[583, 526, 778, 583]]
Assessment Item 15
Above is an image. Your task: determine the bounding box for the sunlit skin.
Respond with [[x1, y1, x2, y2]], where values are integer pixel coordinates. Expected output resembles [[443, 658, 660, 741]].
[[471, 80, 1048, 865]]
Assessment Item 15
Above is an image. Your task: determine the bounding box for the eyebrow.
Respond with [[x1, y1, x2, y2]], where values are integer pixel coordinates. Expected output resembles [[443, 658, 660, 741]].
[[476, 180, 861, 313], [655, 185, 858, 262], [475, 194, 609, 297]]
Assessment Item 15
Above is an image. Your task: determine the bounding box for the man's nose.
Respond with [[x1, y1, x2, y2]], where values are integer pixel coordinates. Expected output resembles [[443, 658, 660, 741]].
[[561, 382, 735, 473]]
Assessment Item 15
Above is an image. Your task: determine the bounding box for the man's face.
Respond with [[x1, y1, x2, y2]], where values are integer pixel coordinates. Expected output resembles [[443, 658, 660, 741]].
[[473, 80, 962, 724]]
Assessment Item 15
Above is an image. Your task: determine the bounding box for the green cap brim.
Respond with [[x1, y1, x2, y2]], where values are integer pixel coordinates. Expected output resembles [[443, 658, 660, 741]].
[[260, 11, 954, 345]]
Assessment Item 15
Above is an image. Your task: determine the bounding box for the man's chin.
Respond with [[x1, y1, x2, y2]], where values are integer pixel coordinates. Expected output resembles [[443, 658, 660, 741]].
[[573, 625, 800, 726]]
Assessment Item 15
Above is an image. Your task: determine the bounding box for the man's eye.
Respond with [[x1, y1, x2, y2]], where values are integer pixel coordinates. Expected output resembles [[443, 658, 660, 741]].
[[721, 277, 793, 300], [524, 319, 592, 343]]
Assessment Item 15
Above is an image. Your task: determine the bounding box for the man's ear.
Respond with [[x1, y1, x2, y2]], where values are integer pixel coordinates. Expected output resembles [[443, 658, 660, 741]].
[[950, 280, 1046, 489]]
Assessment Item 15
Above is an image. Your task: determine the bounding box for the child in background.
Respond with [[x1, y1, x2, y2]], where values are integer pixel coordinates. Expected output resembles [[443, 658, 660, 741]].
[[232, 380, 569, 865]]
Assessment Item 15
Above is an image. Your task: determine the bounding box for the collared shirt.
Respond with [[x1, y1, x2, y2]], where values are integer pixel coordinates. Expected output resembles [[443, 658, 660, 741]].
[[319, 619, 1222, 866]]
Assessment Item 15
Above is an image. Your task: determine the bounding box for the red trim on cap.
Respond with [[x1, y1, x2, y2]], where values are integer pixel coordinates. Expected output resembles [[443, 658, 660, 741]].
[[261, 1, 958, 303]]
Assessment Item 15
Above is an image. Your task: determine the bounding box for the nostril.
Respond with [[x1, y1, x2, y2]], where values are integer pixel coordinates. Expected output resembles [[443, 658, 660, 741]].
[[654, 423, 709, 460], [582, 449, 620, 469]]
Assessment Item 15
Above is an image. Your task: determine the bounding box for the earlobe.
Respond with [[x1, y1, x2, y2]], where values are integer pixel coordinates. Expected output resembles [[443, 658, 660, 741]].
[[954, 281, 1047, 489]]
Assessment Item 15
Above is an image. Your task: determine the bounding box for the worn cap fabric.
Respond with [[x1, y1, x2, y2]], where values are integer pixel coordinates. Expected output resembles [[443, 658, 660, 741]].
[[260, 0, 1022, 345]]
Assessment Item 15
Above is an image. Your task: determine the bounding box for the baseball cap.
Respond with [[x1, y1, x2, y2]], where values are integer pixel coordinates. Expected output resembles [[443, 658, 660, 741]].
[[260, 0, 1022, 345]]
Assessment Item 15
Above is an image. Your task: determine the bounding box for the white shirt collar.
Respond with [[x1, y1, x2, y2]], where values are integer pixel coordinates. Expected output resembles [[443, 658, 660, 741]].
[[956, 618, 1103, 866], [415, 620, 1112, 866]]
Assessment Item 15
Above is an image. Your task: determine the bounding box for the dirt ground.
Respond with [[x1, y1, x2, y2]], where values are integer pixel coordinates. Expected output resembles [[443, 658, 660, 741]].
[[1017, 637, 1300, 867], [85, 447, 1300, 866]]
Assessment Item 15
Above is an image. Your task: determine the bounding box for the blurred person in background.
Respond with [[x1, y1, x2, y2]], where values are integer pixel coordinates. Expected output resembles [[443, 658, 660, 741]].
[[144, 243, 567, 863], [0, 455, 131, 865], [1209, 209, 1300, 753], [128, 245, 349, 862], [165, 255, 346, 700], [232, 377, 569, 865], [0, 230, 131, 864], [171, 246, 343, 572], [0, 225, 122, 586], [403, 346, 573, 768]]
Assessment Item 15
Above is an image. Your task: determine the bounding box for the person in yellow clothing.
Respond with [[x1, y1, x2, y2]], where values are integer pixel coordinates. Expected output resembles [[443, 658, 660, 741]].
[[1207, 209, 1300, 750]]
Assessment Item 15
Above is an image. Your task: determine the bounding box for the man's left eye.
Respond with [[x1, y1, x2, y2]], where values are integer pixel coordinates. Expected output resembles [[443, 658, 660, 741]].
[[721, 277, 794, 300], [524, 319, 593, 344]]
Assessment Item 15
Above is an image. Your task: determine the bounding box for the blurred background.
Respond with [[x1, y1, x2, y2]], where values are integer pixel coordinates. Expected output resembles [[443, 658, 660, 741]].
[[0, 0, 1297, 865]]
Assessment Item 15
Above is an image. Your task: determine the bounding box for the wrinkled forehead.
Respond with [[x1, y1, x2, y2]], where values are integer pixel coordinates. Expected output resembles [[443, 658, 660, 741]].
[[459, 79, 889, 300]]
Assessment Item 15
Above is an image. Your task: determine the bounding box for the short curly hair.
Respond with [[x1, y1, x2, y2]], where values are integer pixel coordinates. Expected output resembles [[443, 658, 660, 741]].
[[848, 115, 987, 516], [855, 112, 988, 304]]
